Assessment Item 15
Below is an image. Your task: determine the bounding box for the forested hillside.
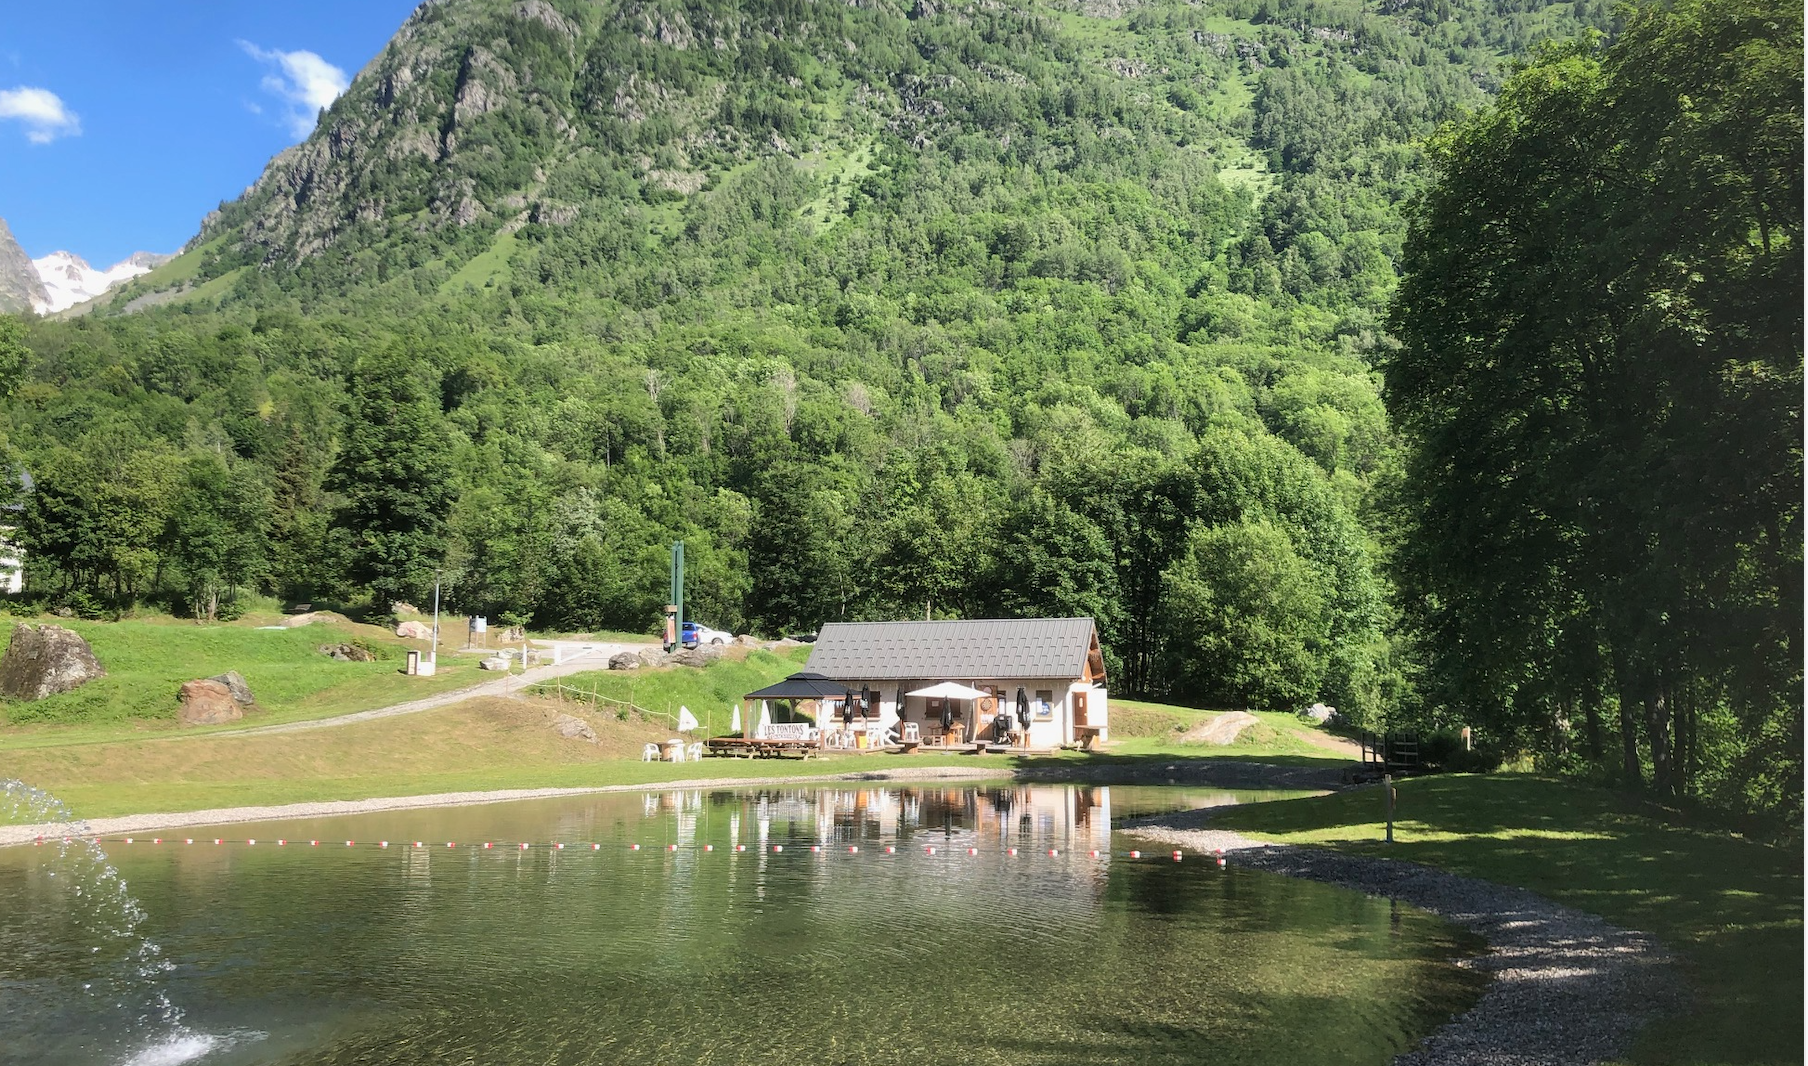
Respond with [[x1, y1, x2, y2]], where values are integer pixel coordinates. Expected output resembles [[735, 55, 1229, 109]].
[[2, 0, 1796, 820]]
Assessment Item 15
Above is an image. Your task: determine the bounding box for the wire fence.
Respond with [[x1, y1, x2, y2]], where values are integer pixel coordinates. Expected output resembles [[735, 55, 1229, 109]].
[[527, 681, 678, 726]]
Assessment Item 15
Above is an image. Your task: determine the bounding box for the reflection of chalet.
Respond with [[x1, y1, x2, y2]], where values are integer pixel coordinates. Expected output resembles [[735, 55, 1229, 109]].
[[804, 617, 1109, 748]]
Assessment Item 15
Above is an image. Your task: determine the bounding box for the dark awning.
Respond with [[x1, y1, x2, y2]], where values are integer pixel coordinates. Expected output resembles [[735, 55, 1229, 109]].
[[743, 672, 853, 700]]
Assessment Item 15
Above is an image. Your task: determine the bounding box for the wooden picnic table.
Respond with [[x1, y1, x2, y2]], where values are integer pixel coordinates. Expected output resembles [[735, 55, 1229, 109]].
[[703, 737, 819, 759]]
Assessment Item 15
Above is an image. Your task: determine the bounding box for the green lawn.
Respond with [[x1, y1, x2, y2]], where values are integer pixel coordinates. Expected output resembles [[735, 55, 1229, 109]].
[[1210, 775, 1804, 1066], [533, 645, 812, 731], [0, 615, 479, 745]]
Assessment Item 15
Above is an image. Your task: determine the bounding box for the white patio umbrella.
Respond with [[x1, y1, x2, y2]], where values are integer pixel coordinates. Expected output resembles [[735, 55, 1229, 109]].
[[757, 702, 771, 738], [730, 704, 742, 733], [905, 681, 991, 701], [677, 705, 700, 733]]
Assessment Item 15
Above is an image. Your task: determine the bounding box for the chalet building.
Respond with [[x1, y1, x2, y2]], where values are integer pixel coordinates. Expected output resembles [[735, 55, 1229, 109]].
[[802, 617, 1109, 749]]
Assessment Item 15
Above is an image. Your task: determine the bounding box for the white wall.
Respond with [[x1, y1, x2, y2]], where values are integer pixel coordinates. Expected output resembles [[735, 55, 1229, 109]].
[[834, 677, 1099, 748]]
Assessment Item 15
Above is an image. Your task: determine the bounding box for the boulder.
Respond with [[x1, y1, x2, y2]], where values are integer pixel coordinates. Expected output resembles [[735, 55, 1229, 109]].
[[207, 670, 256, 705], [480, 656, 512, 671], [635, 646, 669, 668], [667, 645, 725, 669], [318, 642, 376, 663], [769, 637, 803, 650], [0, 624, 106, 700], [282, 610, 342, 628], [391, 601, 420, 617], [734, 634, 761, 646], [552, 713, 597, 742], [177, 679, 242, 726], [1300, 702, 1337, 724], [395, 620, 433, 640], [608, 651, 642, 671]]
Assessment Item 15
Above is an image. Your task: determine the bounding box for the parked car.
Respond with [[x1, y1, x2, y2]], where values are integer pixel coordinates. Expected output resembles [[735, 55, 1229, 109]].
[[681, 621, 731, 647]]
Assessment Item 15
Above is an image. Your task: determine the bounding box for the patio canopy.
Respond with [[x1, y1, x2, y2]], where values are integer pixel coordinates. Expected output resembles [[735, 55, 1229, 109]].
[[744, 672, 853, 700], [905, 681, 991, 701]]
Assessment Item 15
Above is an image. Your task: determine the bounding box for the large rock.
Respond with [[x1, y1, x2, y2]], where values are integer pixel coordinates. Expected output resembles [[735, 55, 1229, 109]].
[[282, 610, 342, 628], [177, 679, 242, 726], [0, 624, 106, 700], [635, 646, 669, 668], [479, 656, 512, 671], [552, 713, 597, 742], [396, 620, 433, 639], [608, 650, 643, 671], [207, 670, 256, 705], [667, 645, 725, 668], [318, 642, 376, 662]]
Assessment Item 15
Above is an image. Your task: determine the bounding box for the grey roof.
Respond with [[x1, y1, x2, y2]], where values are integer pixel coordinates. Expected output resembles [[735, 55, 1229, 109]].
[[805, 618, 1098, 681]]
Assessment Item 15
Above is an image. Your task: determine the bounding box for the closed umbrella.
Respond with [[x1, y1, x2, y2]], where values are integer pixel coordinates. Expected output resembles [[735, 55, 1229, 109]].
[[677, 706, 699, 733], [730, 704, 742, 733], [1016, 687, 1031, 732]]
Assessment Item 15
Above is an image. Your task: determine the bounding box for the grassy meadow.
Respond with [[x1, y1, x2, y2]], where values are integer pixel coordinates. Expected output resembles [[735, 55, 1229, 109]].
[[0, 614, 482, 746]]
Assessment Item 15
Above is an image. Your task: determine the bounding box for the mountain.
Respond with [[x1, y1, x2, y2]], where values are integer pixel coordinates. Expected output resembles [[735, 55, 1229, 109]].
[[116, 0, 1609, 314], [32, 250, 172, 314], [0, 218, 49, 315], [18, 0, 1616, 714]]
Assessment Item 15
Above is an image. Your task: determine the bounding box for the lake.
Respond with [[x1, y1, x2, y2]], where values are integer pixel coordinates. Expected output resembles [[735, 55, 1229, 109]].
[[0, 784, 1483, 1066]]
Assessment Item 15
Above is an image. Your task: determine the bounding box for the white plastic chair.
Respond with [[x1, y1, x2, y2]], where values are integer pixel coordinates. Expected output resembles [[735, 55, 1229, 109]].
[[687, 741, 704, 761], [641, 743, 661, 762]]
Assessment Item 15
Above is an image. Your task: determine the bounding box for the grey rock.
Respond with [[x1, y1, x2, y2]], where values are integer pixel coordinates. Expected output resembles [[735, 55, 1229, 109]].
[[667, 645, 724, 668], [395, 620, 432, 639], [177, 679, 243, 726], [552, 713, 597, 742], [0, 217, 49, 314], [318, 642, 376, 663], [608, 651, 642, 670], [635, 647, 669, 668], [479, 656, 512, 671], [207, 670, 256, 705], [0, 624, 106, 700]]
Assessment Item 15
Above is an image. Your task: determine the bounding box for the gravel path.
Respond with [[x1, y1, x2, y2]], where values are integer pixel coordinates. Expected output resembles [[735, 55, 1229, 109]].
[[1123, 814, 1685, 1066], [218, 642, 643, 737]]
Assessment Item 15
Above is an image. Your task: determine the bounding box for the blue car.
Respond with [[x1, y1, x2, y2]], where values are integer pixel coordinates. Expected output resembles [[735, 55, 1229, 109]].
[[681, 622, 731, 647]]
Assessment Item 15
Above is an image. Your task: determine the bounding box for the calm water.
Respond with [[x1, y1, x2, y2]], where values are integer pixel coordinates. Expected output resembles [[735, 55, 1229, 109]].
[[0, 785, 1483, 1066]]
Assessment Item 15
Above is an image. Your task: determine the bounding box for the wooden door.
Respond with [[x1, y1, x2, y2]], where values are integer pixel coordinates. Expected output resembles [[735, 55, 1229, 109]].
[[1073, 690, 1089, 727]]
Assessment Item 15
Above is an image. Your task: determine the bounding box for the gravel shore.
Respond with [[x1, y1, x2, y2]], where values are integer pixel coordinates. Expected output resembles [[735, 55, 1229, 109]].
[[1122, 813, 1686, 1066]]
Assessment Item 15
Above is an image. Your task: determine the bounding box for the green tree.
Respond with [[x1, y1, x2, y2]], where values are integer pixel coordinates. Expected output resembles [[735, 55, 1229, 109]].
[[1386, 0, 1802, 816], [326, 347, 455, 611]]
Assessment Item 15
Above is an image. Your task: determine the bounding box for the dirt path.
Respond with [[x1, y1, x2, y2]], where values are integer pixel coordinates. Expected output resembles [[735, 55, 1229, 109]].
[[220, 642, 647, 737], [1297, 728, 1363, 759]]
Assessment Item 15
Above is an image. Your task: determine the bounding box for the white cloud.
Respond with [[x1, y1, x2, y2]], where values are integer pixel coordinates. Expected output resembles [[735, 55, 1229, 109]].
[[238, 41, 349, 139], [0, 86, 80, 143]]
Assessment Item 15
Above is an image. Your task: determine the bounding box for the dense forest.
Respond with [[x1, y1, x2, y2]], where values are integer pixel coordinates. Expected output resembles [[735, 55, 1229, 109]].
[[0, 0, 1797, 823]]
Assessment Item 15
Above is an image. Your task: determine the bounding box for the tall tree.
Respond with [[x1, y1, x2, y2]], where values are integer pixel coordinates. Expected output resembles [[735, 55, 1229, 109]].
[[1386, 0, 1802, 815], [327, 347, 455, 611]]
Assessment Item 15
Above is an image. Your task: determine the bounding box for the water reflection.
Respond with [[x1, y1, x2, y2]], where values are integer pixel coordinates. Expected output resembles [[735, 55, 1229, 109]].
[[0, 785, 1481, 1066]]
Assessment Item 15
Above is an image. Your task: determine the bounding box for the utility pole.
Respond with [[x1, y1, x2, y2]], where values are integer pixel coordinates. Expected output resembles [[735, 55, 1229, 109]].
[[665, 540, 684, 651], [430, 571, 442, 671]]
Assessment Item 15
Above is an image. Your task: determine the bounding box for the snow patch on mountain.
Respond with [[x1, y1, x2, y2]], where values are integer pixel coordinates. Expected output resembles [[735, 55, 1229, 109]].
[[31, 250, 173, 313]]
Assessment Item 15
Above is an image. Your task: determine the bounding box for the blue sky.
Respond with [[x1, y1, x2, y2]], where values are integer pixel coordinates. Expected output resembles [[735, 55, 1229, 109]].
[[0, 2, 420, 265]]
